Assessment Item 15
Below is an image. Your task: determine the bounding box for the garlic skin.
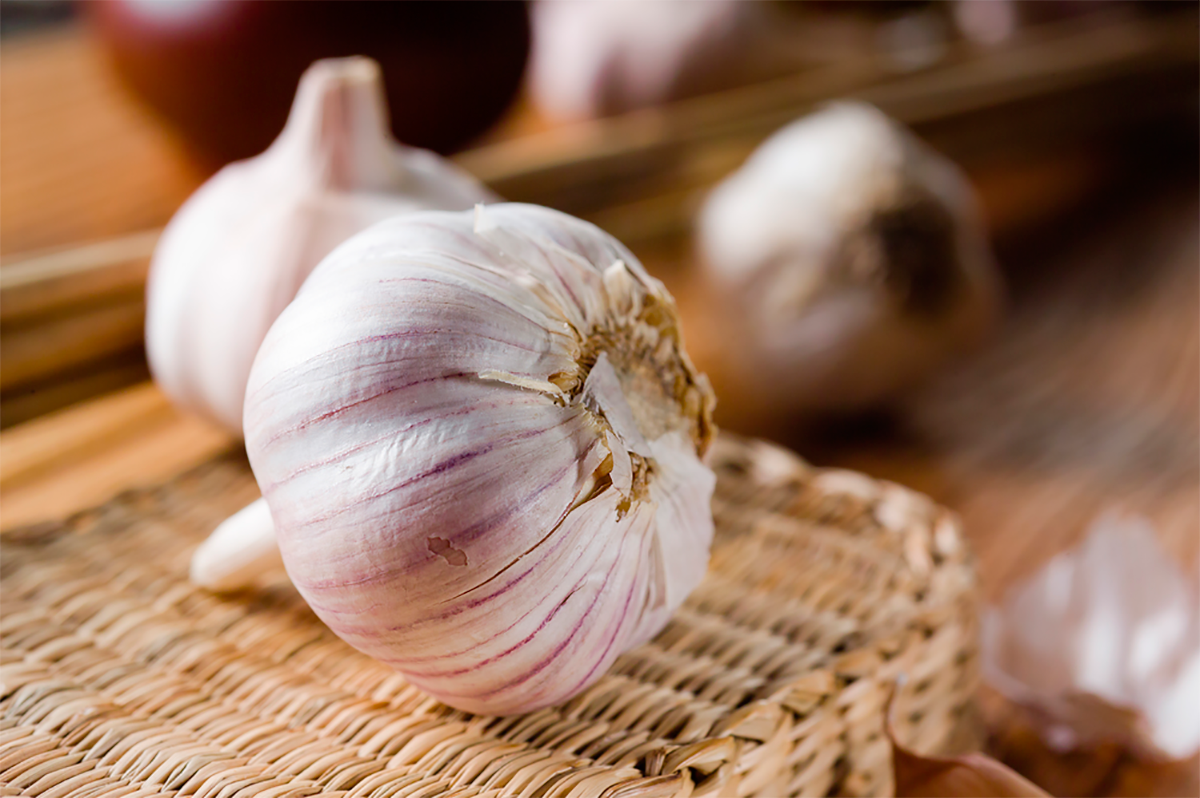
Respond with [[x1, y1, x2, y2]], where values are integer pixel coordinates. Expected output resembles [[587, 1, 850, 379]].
[[982, 512, 1200, 760], [242, 203, 716, 715], [529, 0, 766, 120], [146, 57, 494, 433], [697, 102, 1002, 418]]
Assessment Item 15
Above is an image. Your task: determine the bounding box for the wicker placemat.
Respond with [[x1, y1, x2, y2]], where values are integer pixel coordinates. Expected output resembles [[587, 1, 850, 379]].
[[0, 433, 977, 797]]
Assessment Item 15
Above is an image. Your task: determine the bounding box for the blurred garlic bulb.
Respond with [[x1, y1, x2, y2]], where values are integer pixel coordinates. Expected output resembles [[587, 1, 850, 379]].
[[529, 0, 768, 120], [197, 203, 717, 715], [697, 102, 1002, 420], [146, 57, 494, 433]]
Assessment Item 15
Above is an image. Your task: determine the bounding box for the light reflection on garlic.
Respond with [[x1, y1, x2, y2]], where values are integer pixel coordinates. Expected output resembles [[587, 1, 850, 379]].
[[146, 56, 494, 434], [696, 102, 1002, 421], [203, 203, 716, 716], [982, 511, 1200, 760]]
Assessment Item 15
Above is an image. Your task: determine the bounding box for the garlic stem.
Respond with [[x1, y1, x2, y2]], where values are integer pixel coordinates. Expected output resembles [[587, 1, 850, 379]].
[[189, 498, 281, 591], [273, 57, 401, 192]]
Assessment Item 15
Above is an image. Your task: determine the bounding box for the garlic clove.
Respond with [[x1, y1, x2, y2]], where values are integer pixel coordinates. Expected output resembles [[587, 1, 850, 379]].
[[696, 101, 1003, 421], [224, 202, 715, 715], [146, 56, 494, 434], [982, 511, 1200, 760], [190, 497, 281, 591]]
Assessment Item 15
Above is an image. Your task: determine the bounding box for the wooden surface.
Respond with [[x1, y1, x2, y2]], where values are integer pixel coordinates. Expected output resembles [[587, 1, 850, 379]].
[[0, 27, 207, 257], [0, 382, 233, 532]]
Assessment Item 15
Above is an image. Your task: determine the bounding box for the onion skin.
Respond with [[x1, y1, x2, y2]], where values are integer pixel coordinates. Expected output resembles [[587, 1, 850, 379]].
[[85, 0, 530, 164]]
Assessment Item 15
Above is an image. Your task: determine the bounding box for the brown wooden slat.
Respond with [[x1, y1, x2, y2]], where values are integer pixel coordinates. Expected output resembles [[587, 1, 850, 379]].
[[0, 349, 149, 430], [0, 383, 233, 531], [0, 230, 156, 324], [0, 295, 144, 391]]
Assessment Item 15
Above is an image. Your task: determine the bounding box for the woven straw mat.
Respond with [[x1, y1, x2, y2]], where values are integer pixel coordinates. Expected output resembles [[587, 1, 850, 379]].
[[0, 433, 978, 798]]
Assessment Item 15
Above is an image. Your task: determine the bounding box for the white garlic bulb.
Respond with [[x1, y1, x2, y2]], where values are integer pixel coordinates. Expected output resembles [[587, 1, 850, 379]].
[[697, 102, 1002, 418], [529, 0, 766, 120], [146, 57, 494, 433], [205, 203, 717, 716]]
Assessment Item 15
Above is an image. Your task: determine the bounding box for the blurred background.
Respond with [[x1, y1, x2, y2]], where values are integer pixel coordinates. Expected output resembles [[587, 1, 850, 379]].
[[1, 2, 1197, 794]]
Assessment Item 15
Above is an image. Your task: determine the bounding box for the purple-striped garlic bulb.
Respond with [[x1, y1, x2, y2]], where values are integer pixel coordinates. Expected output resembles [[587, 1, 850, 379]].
[[146, 57, 494, 435], [193, 203, 717, 715]]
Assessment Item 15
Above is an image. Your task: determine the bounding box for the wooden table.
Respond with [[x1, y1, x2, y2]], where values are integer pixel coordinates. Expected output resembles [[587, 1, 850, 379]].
[[2, 17, 1197, 798]]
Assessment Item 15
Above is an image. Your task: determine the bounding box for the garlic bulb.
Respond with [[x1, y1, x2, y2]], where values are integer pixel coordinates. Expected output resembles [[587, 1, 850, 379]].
[[529, 0, 767, 120], [146, 57, 494, 433], [207, 203, 716, 716], [696, 102, 1002, 419]]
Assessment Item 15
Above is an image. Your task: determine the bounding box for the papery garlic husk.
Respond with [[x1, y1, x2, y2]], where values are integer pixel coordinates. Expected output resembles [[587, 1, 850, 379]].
[[892, 741, 1050, 797], [241, 203, 716, 716], [696, 102, 1002, 421], [982, 511, 1200, 760], [146, 56, 494, 434], [884, 677, 1050, 796]]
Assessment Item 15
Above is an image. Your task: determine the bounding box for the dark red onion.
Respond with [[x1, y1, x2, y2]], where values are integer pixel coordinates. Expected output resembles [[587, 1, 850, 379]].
[[85, 0, 530, 165]]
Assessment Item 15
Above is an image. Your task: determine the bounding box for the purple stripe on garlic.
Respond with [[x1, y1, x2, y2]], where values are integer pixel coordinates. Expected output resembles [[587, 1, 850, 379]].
[[210, 203, 716, 716]]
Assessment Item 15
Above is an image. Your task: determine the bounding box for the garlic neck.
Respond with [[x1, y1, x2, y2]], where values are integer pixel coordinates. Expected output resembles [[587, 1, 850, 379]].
[[272, 57, 403, 193], [571, 293, 715, 460]]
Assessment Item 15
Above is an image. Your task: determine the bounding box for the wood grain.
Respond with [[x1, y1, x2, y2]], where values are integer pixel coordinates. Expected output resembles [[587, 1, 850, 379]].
[[0, 27, 206, 256], [0, 382, 233, 531], [0, 230, 156, 324], [0, 295, 144, 390], [0, 350, 150, 430]]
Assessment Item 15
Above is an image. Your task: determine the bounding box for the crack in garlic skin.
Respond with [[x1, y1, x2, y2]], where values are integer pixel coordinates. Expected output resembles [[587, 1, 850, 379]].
[[244, 203, 716, 715]]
